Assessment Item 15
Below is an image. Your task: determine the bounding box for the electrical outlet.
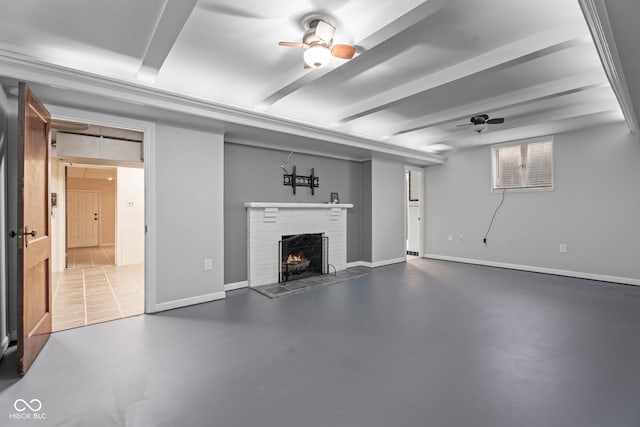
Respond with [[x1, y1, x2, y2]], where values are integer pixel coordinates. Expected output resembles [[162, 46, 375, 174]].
[[204, 259, 213, 270], [448, 234, 454, 241], [559, 244, 567, 254]]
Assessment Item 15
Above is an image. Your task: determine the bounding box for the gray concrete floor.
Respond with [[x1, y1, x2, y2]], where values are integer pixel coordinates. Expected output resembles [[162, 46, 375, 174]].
[[1, 259, 640, 426]]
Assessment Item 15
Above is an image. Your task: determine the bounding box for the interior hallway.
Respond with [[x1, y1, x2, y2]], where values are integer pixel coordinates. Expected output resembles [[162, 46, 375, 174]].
[[52, 247, 144, 331], [2, 259, 639, 426]]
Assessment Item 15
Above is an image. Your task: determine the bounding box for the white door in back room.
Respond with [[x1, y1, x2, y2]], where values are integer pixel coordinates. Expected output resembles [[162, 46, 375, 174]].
[[406, 170, 423, 257], [67, 190, 100, 248]]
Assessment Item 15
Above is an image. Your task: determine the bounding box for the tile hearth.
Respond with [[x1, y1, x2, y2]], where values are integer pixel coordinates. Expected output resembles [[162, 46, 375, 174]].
[[253, 266, 369, 299]]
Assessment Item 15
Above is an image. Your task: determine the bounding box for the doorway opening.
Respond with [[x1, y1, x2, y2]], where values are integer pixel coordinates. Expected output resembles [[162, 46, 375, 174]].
[[50, 121, 145, 331], [405, 169, 424, 261]]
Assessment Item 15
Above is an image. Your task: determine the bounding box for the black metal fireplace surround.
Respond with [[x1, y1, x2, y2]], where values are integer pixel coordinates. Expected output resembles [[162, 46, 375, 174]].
[[279, 233, 328, 283]]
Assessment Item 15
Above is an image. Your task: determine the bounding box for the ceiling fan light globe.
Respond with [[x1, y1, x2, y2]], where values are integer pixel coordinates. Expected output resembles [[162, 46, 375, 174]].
[[303, 44, 332, 68], [472, 123, 488, 133]]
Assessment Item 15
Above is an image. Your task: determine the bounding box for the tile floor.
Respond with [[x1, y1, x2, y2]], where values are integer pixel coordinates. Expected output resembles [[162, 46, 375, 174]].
[[52, 246, 144, 331]]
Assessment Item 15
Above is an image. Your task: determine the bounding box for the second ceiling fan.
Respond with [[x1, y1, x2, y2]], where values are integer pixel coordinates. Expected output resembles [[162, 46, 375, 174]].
[[456, 114, 505, 133], [279, 19, 356, 69]]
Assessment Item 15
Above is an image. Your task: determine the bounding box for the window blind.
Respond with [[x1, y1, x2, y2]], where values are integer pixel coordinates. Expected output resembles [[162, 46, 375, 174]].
[[492, 140, 553, 190]]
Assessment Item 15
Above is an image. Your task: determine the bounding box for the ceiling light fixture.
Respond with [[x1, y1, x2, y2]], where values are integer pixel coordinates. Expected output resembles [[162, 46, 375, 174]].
[[472, 123, 488, 133], [303, 44, 332, 68]]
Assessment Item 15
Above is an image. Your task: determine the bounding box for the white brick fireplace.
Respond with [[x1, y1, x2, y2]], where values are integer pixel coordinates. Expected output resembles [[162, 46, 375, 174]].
[[245, 202, 353, 287]]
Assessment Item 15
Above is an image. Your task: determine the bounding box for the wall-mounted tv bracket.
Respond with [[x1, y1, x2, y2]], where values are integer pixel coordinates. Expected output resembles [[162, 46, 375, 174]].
[[283, 166, 319, 195]]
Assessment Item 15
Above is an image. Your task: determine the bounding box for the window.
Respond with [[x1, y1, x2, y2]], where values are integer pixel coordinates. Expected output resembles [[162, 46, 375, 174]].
[[492, 139, 553, 190]]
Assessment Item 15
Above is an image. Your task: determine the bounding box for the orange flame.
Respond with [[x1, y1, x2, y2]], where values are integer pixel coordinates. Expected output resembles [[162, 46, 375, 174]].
[[286, 252, 305, 263]]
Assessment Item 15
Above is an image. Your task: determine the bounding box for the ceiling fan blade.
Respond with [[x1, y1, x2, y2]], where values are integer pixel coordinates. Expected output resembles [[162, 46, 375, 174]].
[[487, 118, 505, 124], [279, 41, 307, 48], [315, 20, 335, 43], [456, 123, 473, 127], [331, 44, 356, 59]]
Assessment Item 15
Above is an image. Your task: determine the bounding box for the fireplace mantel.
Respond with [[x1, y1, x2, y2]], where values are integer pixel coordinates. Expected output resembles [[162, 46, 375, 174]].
[[245, 202, 352, 287], [244, 202, 353, 209]]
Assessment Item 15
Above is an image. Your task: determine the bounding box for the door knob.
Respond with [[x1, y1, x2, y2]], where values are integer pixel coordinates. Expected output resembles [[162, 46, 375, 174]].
[[23, 227, 37, 237], [10, 228, 37, 238]]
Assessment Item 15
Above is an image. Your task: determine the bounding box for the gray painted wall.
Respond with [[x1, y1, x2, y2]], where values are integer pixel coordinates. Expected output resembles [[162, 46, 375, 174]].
[[425, 122, 640, 280], [0, 87, 8, 352], [155, 125, 225, 303], [360, 161, 372, 263], [371, 158, 406, 263], [224, 143, 362, 284]]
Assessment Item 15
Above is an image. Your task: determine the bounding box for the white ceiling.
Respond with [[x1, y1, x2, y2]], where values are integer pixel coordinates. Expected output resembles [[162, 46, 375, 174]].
[[67, 166, 116, 181], [0, 0, 634, 161]]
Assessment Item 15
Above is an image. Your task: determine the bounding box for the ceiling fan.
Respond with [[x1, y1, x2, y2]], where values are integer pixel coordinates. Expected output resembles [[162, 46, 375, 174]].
[[278, 19, 356, 69], [456, 114, 505, 133]]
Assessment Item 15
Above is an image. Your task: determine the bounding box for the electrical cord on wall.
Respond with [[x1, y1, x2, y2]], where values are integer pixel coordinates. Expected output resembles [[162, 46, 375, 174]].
[[280, 151, 295, 175], [483, 188, 507, 246]]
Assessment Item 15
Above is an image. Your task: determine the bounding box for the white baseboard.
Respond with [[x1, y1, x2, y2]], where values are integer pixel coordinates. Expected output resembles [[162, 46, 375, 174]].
[[372, 257, 406, 268], [347, 257, 406, 269], [347, 261, 371, 268], [424, 254, 640, 286], [224, 281, 248, 291], [153, 291, 226, 312]]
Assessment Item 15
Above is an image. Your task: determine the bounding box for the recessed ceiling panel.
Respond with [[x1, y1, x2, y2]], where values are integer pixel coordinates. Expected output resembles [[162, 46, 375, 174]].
[[382, 44, 605, 121], [0, 0, 164, 78]]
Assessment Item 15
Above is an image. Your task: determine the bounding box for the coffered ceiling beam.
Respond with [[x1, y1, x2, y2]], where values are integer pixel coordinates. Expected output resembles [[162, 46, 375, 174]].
[[0, 49, 444, 164], [255, 0, 448, 110], [338, 24, 591, 124], [137, 0, 199, 83], [390, 71, 608, 136]]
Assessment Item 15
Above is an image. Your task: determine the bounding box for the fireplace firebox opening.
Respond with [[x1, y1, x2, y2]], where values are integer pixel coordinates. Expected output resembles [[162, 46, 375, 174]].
[[279, 233, 328, 283]]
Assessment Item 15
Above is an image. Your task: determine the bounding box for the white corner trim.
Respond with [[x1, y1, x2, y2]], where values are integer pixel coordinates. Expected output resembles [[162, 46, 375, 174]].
[[579, 0, 640, 135], [347, 258, 407, 268], [424, 254, 640, 286], [224, 281, 249, 291], [153, 291, 226, 312]]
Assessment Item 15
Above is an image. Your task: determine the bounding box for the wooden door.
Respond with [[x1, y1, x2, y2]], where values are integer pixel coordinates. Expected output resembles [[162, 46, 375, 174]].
[[17, 83, 52, 375], [67, 190, 100, 248]]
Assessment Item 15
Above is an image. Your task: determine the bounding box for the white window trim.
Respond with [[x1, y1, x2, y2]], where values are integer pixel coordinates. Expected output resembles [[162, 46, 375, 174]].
[[490, 136, 555, 193]]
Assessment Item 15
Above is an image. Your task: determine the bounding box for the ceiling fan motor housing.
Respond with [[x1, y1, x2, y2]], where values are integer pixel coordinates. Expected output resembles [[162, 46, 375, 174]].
[[470, 114, 489, 125]]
